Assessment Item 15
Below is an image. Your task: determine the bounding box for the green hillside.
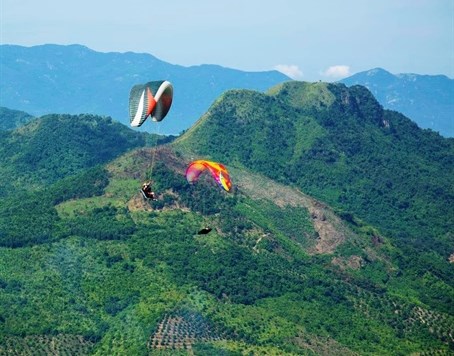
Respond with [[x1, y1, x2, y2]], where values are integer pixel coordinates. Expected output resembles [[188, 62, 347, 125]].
[[0, 86, 453, 355], [0, 113, 149, 196], [175, 81, 454, 284]]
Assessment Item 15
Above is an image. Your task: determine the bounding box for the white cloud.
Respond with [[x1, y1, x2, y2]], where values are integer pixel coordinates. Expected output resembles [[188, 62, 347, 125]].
[[274, 64, 303, 79], [321, 65, 351, 79]]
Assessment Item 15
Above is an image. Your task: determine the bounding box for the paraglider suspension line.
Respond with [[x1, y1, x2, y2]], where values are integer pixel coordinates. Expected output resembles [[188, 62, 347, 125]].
[[148, 121, 161, 180]]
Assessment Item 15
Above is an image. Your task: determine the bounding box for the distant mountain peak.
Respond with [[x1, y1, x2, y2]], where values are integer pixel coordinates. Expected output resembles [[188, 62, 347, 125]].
[[341, 68, 454, 137], [0, 43, 289, 135], [269, 81, 340, 110], [365, 67, 394, 77], [346, 68, 397, 86], [267, 81, 383, 126]]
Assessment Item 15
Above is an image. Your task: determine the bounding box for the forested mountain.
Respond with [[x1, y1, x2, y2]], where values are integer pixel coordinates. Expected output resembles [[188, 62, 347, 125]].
[[176, 81, 454, 271], [0, 83, 453, 355], [0, 44, 289, 135], [0, 107, 34, 130], [340, 68, 454, 137]]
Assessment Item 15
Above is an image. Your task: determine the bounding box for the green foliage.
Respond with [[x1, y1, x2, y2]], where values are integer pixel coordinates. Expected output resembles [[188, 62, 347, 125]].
[[0, 191, 59, 247], [63, 205, 136, 240], [0, 334, 95, 355], [192, 343, 242, 355], [175, 82, 454, 252], [235, 199, 316, 249], [48, 165, 109, 205], [0, 107, 34, 130], [0, 166, 111, 247], [0, 113, 146, 191]]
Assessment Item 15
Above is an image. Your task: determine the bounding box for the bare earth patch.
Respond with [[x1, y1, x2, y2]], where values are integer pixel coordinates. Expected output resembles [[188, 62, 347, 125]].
[[233, 168, 349, 254], [127, 193, 153, 212]]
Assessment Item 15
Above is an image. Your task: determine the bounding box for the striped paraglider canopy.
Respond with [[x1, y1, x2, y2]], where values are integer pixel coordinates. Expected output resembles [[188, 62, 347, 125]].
[[186, 160, 233, 193], [129, 80, 173, 127]]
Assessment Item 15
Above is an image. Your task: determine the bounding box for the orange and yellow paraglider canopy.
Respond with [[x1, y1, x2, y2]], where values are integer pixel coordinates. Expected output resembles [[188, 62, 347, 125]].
[[185, 160, 232, 192]]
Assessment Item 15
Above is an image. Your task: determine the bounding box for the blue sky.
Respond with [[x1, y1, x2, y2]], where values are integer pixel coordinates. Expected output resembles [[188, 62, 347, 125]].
[[1, 0, 453, 81]]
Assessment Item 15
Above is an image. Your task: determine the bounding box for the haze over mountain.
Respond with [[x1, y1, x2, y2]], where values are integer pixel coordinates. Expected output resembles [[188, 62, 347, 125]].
[[0, 107, 34, 131], [340, 68, 454, 137], [0, 44, 289, 135], [2, 45, 452, 138], [0, 81, 452, 354]]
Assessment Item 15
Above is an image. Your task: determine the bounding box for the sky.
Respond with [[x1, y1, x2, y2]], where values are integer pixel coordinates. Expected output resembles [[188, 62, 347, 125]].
[[1, 0, 453, 81]]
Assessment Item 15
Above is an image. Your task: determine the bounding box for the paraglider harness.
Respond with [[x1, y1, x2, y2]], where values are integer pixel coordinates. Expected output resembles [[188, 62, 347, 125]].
[[141, 181, 157, 201]]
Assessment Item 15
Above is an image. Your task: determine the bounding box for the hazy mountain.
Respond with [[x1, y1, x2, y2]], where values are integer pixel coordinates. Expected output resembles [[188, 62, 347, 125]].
[[0, 44, 290, 135], [0, 83, 453, 354], [340, 68, 454, 137], [0, 107, 34, 130]]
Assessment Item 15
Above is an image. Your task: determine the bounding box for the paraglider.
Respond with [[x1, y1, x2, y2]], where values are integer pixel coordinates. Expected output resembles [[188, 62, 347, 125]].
[[185, 160, 233, 193], [186, 160, 233, 235], [129, 80, 173, 127], [141, 181, 157, 201], [129, 80, 173, 200]]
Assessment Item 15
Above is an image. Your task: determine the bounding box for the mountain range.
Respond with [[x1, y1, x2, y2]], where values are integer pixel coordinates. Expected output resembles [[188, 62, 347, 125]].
[[0, 44, 289, 135], [340, 68, 454, 137], [1, 45, 453, 137], [0, 81, 453, 355]]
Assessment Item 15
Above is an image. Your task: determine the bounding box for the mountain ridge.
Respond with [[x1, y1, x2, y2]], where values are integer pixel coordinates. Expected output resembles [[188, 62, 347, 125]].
[[3, 44, 452, 138], [340, 67, 454, 137], [0, 44, 290, 134]]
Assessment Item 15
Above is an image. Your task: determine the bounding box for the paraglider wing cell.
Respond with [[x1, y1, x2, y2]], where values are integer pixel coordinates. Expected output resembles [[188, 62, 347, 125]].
[[186, 160, 208, 185]]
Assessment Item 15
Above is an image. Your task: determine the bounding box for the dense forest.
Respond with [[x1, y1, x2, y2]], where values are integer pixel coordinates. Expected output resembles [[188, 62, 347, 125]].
[[0, 81, 453, 355]]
